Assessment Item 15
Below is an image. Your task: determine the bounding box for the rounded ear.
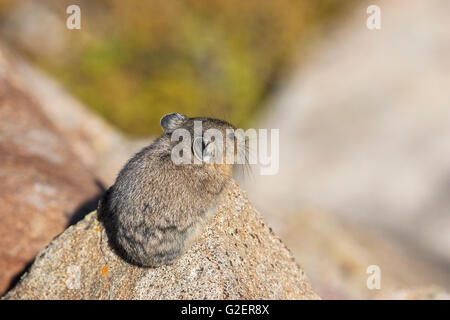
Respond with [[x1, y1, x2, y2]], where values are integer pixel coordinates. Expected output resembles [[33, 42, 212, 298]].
[[160, 113, 188, 133]]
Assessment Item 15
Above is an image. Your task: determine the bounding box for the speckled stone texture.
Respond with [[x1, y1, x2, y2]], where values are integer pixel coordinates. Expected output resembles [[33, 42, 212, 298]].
[[4, 181, 319, 300]]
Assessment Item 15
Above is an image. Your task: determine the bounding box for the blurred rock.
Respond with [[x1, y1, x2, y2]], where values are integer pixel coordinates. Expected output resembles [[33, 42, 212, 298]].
[[1, 0, 67, 57], [4, 182, 318, 300], [281, 211, 450, 299], [374, 286, 450, 300], [243, 0, 450, 279], [0, 46, 101, 295], [1, 44, 151, 186]]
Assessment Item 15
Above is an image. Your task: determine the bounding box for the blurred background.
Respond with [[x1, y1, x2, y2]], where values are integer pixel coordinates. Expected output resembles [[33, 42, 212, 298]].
[[0, 0, 449, 299]]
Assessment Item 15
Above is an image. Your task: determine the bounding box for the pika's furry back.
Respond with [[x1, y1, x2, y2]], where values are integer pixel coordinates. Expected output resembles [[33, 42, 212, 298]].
[[98, 113, 236, 267]]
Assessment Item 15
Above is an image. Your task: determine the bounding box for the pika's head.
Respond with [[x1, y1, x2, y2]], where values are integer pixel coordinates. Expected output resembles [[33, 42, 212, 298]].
[[161, 113, 243, 174]]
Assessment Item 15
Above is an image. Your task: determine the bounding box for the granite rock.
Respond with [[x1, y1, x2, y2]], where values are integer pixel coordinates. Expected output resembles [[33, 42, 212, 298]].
[[4, 182, 319, 300]]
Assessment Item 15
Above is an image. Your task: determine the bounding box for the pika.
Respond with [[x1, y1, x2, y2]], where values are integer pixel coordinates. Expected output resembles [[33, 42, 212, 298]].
[[98, 113, 237, 267]]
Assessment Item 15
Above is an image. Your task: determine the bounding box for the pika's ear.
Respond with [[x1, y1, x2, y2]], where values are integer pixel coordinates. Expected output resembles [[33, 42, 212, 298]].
[[160, 113, 188, 133]]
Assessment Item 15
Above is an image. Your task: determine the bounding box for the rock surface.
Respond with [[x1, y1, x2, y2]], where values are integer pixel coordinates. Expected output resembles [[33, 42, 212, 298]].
[[374, 286, 450, 300], [2, 44, 151, 187], [4, 182, 318, 300], [242, 0, 450, 276], [0, 45, 101, 295], [281, 211, 450, 299]]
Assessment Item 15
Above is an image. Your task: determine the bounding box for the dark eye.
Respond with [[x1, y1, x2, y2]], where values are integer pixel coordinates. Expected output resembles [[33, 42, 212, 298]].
[[193, 136, 207, 160]]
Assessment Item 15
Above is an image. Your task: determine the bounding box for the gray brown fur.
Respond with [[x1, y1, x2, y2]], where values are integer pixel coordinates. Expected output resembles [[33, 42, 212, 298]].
[[98, 113, 235, 267]]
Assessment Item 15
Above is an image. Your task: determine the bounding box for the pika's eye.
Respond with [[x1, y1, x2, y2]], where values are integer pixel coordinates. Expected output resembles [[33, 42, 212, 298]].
[[201, 139, 207, 150], [193, 136, 208, 161]]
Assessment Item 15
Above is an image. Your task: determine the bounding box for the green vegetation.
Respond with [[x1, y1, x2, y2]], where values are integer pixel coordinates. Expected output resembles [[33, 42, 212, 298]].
[[1, 0, 353, 136]]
